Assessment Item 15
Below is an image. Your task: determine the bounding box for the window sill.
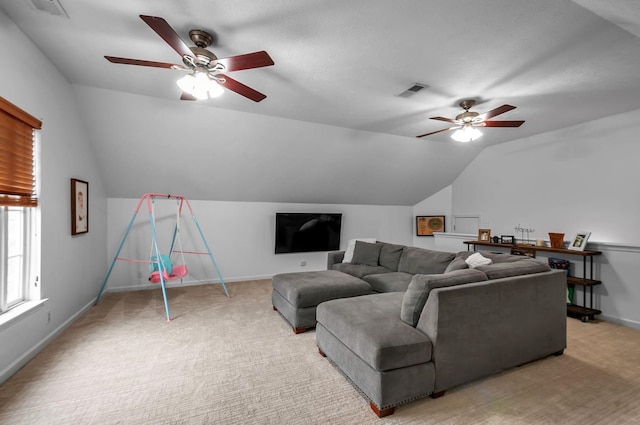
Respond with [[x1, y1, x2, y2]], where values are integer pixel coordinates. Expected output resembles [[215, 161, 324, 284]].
[[0, 299, 47, 332]]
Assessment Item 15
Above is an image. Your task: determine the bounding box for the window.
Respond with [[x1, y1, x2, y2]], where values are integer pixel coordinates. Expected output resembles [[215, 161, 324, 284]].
[[0, 97, 41, 314]]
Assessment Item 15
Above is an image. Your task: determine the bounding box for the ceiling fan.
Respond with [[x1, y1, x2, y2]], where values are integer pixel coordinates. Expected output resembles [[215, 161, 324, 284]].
[[105, 15, 274, 102], [416, 99, 525, 142]]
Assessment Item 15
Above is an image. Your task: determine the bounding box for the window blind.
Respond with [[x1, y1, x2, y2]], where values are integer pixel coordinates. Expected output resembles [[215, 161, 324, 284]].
[[0, 97, 42, 207]]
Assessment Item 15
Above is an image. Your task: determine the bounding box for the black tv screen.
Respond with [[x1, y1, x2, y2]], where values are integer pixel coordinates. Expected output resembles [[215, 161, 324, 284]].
[[275, 213, 342, 254]]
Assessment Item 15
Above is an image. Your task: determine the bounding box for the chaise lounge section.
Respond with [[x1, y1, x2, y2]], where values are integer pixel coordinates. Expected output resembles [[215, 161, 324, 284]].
[[271, 270, 374, 333], [316, 255, 567, 417]]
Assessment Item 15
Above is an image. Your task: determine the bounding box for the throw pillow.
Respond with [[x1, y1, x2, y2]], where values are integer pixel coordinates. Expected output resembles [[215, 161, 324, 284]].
[[342, 238, 376, 263], [444, 257, 469, 273], [350, 241, 383, 266], [400, 269, 488, 327], [465, 252, 492, 268]]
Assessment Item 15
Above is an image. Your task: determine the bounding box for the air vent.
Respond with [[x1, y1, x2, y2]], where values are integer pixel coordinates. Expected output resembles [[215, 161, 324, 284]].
[[29, 0, 69, 18], [397, 83, 429, 98]]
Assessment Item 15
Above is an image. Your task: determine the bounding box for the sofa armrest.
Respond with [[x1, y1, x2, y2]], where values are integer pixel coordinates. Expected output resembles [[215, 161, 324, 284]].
[[327, 251, 345, 269], [416, 270, 567, 393]]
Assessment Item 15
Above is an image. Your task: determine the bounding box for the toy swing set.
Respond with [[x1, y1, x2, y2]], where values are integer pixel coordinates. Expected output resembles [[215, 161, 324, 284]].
[[95, 193, 229, 321]]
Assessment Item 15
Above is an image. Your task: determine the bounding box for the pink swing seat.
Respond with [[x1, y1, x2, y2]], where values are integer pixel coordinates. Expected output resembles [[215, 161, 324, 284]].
[[150, 264, 188, 283]]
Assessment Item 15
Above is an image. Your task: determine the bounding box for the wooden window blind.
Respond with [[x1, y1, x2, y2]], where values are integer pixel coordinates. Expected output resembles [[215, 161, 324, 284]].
[[0, 97, 42, 207]]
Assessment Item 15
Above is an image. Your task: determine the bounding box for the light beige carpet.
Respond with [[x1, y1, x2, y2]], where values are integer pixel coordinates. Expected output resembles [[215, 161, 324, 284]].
[[1, 280, 640, 425]]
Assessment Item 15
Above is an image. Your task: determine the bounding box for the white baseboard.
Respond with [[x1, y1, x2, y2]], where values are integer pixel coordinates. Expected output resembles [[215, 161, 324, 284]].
[[101, 274, 274, 295], [599, 314, 640, 330], [0, 299, 95, 385]]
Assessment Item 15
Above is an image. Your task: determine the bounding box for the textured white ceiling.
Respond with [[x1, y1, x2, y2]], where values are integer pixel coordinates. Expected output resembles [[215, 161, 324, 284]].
[[2, 0, 640, 205]]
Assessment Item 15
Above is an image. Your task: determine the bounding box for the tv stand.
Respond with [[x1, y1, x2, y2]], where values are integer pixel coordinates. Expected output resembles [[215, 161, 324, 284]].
[[464, 241, 602, 322]]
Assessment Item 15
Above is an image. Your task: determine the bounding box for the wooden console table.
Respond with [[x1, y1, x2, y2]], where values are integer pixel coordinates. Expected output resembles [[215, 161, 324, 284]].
[[464, 240, 602, 322]]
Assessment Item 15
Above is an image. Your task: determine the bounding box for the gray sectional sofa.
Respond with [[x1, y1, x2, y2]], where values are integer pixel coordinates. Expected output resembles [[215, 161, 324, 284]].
[[272, 241, 567, 417]]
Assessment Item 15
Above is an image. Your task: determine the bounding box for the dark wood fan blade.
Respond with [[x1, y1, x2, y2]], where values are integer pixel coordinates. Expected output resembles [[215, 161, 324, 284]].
[[215, 51, 274, 72], [416, 126, 460, 138], [105, 56, 179, 69], [430, 116, 458, 123], [478, 104, 516, 121], [180, 92, 197, 101], [482, 120, 525, 127], [219, 74, 267, 102], [140, 15, 194, 59]]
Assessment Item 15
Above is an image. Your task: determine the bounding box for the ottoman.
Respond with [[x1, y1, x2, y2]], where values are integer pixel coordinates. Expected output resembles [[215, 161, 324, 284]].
[[272, 270, 374, 333]]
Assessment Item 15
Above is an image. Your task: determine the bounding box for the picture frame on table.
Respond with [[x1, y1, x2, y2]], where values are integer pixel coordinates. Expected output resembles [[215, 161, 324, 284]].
[[478, 228, 491, 242], [500, 235, 515, 244], [416, 215, 445, 236], [71, 178, 88, 235], [568, 231, 591, 251]]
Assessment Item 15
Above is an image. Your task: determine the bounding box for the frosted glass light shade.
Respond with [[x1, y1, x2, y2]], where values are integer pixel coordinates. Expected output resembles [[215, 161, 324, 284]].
[[207, 80, 224, 98], [176, 74, 195, 93], [451, 126, 483, 142], [176, 72, 224, 99]]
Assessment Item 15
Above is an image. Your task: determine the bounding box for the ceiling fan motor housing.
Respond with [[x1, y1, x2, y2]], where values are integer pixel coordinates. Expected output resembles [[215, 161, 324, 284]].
[[186, 47, 218, 67], [456, 111, 480, 123]]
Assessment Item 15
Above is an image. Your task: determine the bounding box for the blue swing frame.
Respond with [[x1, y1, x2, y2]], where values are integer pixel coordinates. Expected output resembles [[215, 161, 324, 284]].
[[95, 193, 229, 321]]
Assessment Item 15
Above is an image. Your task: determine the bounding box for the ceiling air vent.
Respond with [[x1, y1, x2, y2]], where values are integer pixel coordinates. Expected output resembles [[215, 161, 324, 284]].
[[396, 83, 429, 98], [29, 0, 69, 18]]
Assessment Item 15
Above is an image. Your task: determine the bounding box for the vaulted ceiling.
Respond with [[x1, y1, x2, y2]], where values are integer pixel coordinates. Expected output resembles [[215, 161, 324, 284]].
[[2, 0, 640, 205]]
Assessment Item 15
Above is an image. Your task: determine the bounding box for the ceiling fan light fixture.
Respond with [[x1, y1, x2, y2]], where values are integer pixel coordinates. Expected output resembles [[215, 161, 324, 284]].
[[207, 79, 224, 98], [451, 126, 483, 143], [176, 73, 195, 92], [177, 71, 223, 99]]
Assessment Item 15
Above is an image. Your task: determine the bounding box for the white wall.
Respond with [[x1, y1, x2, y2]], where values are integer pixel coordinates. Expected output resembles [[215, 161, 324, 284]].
[[421, 109, 640, 328], [0, 10, 108, 382], [452, 109, 640, 244], [412, 185, 452, 249], [104, 198, 413, 291]]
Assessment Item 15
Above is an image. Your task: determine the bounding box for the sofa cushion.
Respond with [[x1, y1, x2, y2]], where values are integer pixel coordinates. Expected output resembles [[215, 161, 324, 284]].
[[316, 293, 432, 371], [363, 272, 414, 293], [397, 247, 456, 275], [342, 238, 377, 263], [477, 259, 551, 280], [400, 269, 489, 327], [332, 262, 392, 279], [444, 257, 469, 273], [351, 241, 382, 266], [378, 242, 405, 271], [272, 270, 373, 309]]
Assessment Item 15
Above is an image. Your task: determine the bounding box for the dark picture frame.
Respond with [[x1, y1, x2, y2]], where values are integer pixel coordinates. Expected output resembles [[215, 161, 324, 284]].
[[71, 178, 88, 235], [500, 235, 515, 244], [416, 215, 445, 236]]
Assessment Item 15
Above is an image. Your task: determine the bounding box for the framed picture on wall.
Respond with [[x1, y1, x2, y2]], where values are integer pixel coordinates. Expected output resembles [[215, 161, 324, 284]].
[[71, 178, 88, 235], [416, 215, 445, 236]]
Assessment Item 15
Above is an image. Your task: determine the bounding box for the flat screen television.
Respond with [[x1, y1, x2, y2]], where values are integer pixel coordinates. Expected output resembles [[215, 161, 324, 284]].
[[275, 213, 342, 254]]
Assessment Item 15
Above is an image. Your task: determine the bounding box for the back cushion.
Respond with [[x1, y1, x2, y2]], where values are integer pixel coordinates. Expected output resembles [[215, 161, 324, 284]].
[[444, 257, 469, 273], [397, 247, 455, 275], [454, 250, 526, 264], [378, 243, 405, 271], [400, 269, 488, 326], [477, 259, 551, 280], [342, 238, 377, 263], [351, 241, 382, 267]]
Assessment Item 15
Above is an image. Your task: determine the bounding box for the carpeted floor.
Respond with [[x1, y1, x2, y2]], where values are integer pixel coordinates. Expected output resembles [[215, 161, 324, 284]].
[[1, 279, 640, 424]]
